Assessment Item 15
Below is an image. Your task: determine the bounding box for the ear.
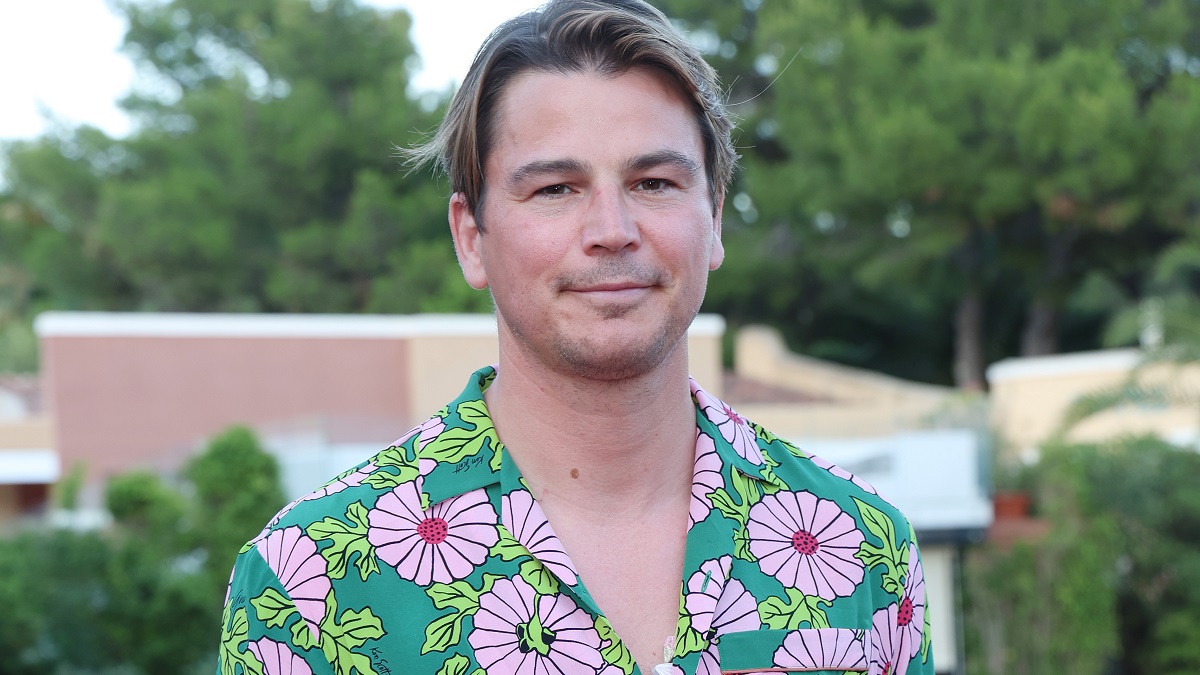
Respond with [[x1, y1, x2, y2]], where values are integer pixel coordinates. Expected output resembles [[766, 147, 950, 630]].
[[449, 192, 489, 289], [708, 192, 725, 271]]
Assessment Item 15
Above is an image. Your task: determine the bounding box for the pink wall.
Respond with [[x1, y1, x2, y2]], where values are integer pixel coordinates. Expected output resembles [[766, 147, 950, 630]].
[[41, 336, 412, 481]]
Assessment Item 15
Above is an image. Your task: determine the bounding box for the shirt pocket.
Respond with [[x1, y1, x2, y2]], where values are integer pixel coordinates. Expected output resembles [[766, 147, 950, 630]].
[[717, 627, 868, 673]]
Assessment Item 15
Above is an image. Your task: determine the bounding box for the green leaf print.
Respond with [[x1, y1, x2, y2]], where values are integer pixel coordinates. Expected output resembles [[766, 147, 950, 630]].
[[307, 501, 380, 582], [220, 604, 263, 675], [730, 469, 764, 509], [673, 595, 707, 658], [422, 574, 502, 654], [252, 587, 299, 629], [709, 487, 748, 526], [852, 498, 908, 599], [595, 616, 635, 674], [292, 617, 318, 650], [732, 525, 757, 563], [758, 589, 831, 630], [424, 400, 497, 465], [489, 440, 503, 473], [757, 463, 787, 495], [435, 653, 472, 675], [921, 599, 932, 661], [316, 589, 385, 675], [489, 525, 528, 562], [424, 611, 466, 656], [373, 446, 412, 469], [365, 466, 418, 490], [427, 573, 500, 611], [519, 559, 560, 595]]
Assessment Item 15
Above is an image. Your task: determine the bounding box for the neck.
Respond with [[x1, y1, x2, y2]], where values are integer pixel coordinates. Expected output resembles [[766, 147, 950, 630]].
[[484, 337, 697, 516]]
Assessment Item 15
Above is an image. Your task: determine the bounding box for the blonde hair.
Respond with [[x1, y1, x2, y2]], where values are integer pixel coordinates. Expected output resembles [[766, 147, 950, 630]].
[[405, 0, 737, 225]]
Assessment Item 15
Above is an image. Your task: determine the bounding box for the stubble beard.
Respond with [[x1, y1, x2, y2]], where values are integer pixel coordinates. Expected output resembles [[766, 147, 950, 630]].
[[501, 258, 704, 382]]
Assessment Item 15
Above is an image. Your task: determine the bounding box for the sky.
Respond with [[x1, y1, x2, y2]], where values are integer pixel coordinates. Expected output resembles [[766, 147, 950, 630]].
[[0, 0, 544, 142]]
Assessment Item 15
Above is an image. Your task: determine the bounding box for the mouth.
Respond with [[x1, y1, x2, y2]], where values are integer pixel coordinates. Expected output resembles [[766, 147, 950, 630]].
[[568, 280, 652, 293]]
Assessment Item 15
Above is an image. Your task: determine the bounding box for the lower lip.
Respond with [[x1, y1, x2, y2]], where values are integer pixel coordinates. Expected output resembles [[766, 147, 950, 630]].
[[570, 287, 649, 300]]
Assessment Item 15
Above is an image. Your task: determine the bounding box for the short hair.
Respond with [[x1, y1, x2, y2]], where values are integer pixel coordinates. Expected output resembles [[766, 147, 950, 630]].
[[406, 0, 737, 221]]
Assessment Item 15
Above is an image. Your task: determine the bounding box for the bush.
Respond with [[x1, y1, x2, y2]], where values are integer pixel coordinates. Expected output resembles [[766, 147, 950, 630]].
[[965, 436, 1200, 675], [0, 425, 285, 674]]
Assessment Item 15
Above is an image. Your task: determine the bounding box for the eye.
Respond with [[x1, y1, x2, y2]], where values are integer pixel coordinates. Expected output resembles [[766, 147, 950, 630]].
[[637, 178, 670, 191], [537, 184, 572, 196]]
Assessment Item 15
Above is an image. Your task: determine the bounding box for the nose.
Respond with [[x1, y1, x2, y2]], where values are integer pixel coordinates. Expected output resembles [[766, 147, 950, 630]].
[[580, 186, 640, 253]]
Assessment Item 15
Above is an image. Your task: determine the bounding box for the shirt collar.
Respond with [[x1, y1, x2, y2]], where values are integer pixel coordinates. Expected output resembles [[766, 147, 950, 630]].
[[418, 366, 775, 506]]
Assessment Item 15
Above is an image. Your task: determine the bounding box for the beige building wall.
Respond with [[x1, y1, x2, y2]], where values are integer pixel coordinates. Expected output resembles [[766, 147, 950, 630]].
[[732, 326, 961, 438], [988, 349, 1200, 459]]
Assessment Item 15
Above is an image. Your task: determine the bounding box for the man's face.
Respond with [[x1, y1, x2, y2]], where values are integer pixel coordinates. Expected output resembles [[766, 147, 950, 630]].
[[449, 67, 724, 381]]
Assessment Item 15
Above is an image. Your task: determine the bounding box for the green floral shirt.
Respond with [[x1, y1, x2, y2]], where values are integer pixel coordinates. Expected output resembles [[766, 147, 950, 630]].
[[219, 366, 934, 675]]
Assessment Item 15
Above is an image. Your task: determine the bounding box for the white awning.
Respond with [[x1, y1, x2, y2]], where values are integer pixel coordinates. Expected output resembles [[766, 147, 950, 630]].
[[0, 449, 60, 484], [791, 429, 992, 533]]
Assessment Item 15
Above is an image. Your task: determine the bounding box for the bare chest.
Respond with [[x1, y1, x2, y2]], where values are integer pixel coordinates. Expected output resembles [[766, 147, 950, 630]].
[[552, 514, 688, 674]]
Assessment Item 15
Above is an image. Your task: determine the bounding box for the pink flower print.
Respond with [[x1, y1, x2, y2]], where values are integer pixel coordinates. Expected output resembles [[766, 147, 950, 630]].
[[368, 482, 498, 586], [256, 527, 331, 640], [684, 555, 759, 637], [393, 415, 446, 451], [692, 383, 763, 465], [869, 548, 925, 675], [469, 575, 604, 674], [808, 453, 878, 495], [773, 628, 867, 671], [747, 491, 865, 600], [248, 637, 314, 675], [302, 462, 376, 502], [690, 430, 723, 530], [502, 489, 579, 585]]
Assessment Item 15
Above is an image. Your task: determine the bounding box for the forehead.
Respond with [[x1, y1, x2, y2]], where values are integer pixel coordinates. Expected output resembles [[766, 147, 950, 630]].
[[486, 67, 703, 175]]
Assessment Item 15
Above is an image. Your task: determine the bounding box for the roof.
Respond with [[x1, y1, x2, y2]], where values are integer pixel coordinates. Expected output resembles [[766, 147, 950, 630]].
[[721, 372, 830, 405]]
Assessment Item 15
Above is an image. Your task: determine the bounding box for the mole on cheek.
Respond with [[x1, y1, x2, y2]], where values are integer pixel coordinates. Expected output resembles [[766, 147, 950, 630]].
[[570, 468, 580, 479]]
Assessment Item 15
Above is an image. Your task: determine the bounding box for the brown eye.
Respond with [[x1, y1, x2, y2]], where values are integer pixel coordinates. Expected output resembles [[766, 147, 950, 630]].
[[638, 179, 667, 191]]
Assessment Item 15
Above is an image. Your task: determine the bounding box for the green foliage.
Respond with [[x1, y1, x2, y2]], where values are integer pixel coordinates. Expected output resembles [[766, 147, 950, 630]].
[[0, 0, 476, 322], [0, 425, 285, 674], [670, 0, 1200, 386], [186, 425, 286, 583], [106, 470, 188, 540], [964, 437, 1200, 674]]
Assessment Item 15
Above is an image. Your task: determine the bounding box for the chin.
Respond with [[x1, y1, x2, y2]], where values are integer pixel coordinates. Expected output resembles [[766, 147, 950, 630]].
[[551, 323, 685, 382]]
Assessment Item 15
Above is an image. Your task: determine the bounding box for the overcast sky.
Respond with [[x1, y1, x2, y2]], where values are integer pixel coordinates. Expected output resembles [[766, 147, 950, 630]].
[[0, 0, 544, 141]]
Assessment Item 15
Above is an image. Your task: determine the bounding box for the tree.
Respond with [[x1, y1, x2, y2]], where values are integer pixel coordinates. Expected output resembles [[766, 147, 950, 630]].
[[0, 0, 482, 320], [670, 0, 1200, 387], [0, 425, 286, 674], [185, 425, 286, 587]]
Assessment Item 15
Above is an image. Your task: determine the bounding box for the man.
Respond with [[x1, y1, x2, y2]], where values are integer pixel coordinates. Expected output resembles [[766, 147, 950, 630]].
[[219, 1, 934, 674]]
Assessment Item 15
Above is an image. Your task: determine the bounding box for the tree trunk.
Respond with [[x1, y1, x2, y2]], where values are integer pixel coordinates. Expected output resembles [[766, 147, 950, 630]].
[[1020, 299, 1059, 356], [1020, 225, 1080, 357], [952, 221, 989, 391], [954, 288, 987, 391]]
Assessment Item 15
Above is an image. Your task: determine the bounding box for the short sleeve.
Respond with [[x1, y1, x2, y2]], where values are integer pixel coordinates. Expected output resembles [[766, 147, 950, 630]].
[[217, 545, 335, 675]]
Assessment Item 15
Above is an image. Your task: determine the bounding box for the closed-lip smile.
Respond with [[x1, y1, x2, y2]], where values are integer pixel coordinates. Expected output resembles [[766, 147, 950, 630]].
[[569, 280, 650, 293]]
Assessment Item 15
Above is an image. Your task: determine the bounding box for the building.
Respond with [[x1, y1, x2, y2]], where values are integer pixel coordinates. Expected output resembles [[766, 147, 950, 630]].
[[0, 376, 56, 526]]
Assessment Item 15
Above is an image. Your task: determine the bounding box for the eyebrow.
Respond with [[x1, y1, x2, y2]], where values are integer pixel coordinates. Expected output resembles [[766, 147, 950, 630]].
[[624, 150, 702, 178], [504, 150, 703, 192], [506, 158, 590, 192]]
